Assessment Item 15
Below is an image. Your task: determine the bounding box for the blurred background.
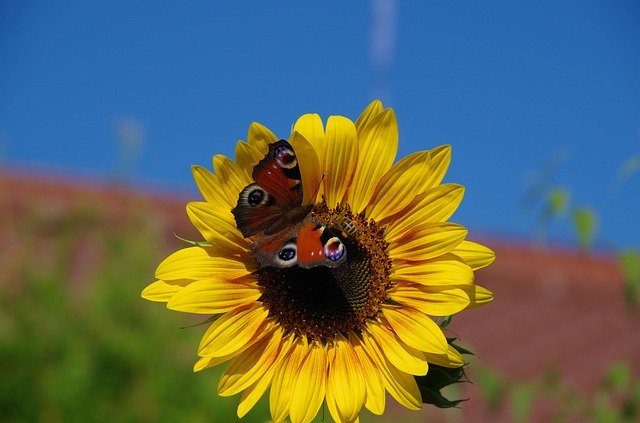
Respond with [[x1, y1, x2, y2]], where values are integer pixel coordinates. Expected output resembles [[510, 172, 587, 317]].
[[1, 1, 639, 421]]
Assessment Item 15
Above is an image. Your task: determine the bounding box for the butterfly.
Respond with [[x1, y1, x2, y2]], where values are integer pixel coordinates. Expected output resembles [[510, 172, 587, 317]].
[[232, 140, 348, 269]]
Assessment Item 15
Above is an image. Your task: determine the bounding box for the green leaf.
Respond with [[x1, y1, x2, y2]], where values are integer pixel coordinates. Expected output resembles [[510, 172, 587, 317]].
[[624, 380, 640, 420], [414, 338, 474, 407], [174, 233, 212, 247], [440, 315, 453, 328], [618, 250, 640, 309], [476, 367, 506, 410], [593, 404, 620, 423], [605, 362, 631, 390], [447, 339, 475, 356], [547, 187, 570, 216], [510, 383, 535, 423], [420, 364, 467, 391], [414, 364, 468, 408], [572, 207, 598, 251], [416, 384, 467, 408]]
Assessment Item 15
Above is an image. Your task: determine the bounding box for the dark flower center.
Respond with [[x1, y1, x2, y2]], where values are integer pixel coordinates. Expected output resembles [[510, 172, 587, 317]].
[[257, 203, 392, 344]]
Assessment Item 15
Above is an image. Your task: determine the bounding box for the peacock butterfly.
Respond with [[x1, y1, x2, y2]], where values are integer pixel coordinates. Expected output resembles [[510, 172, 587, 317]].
[[232, 140, 347, 268]]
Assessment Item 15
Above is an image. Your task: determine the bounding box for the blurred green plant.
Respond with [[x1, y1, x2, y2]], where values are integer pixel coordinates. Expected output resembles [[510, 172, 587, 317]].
[[523, 152, 640, 307], [572, 206, 598, 252], [529, 184, 599, 252], [475, 363, 640, 422], [547, 187, 570, 216], [512, 150, 640, 421], [476, 366, 506, 411], [0, 203, 268, 422], [509, 383, 535, 423], [618, 250, 640, 309]]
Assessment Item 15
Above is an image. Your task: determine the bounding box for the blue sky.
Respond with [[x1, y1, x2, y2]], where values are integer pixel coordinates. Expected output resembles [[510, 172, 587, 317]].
[[1, 1, 639, 249]]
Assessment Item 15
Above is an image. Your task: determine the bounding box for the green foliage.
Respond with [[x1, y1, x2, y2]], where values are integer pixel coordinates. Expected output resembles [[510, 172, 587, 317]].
[[547, 187, 570, 216], [535, 186, 600, 251], [605, 362, 633, 390], [475, 363, 640, 422], [414, 335, 472, 408], [509, 150, 640, 421], [598, 362, 640, 422], [618, 250, 640, 308], [0, 205, 268, 422], [572, 207, 598, 251], [415, 365, 467, 408], [524, 153, 640, 312], [476, 367, 506, 410], [509, 383, 535, 423]]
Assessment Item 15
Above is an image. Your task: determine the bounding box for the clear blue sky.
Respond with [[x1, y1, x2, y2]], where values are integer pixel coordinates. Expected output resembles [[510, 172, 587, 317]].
[[1, 1, 639, 249]]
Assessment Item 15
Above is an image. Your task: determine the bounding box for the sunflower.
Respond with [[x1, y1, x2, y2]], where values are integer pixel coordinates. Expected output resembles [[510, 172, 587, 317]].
[[141, 100, 494, 423]]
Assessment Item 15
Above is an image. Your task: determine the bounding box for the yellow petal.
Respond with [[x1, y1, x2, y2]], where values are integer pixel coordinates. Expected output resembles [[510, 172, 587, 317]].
[[452, 240, 496, 270], [389, 222, 468, 261], [383, 183, 464, 240], [348, 332, 385, 415], [467, 284, 494, 308], [140, 279, 190, 302], [155, 246, 252, 281], [194, 348, 249, 372], [237, 363, 277, 418], [212, 154, 252, 207], [445, 345, 465, 367], [247, 121, 277, 155], [290, 342, 327, 423], [192, 165, 225, 206], [365, 324, 428, 376], [186, 202, 249, 253], [289, 131, 322, 205], [193, 355, 217, 372], [197, 304, 268, 357], [388, 284, 471, 317], [323, 116, 358, 208], [382, 306, 448, 355], [326, 335, 366, 423], [362, 328, 423, 411], [380, 363, 423, 411], [293, 113, 325, 165], [347, 109, 398, 213], [365, 151, 430, 221], [235, 140, 264, 179], [423, 145, 452, 190], [270, 336, 306, 422], [354, 99, 384, 133], [391, 253, 474, 287], [218, 326, 283, 396], [167, 276, 260, 314], [424, 344, 466, 368]]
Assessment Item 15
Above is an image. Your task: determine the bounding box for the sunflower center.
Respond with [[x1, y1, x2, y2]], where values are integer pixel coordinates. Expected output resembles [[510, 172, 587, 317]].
[[257, 203, 392, 344]]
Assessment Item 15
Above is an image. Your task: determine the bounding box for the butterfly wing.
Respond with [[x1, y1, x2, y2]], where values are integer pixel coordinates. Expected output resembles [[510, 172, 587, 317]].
[[249, 218, 347, 269], [232, 140, 306, 237], [295, 220, 347, 268], [234, 139, 348, 269], [252, 140, 303, 207]]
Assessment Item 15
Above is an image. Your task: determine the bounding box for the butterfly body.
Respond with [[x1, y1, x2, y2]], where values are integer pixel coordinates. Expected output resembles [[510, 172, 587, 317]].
[[232, 140, 347, 269]]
